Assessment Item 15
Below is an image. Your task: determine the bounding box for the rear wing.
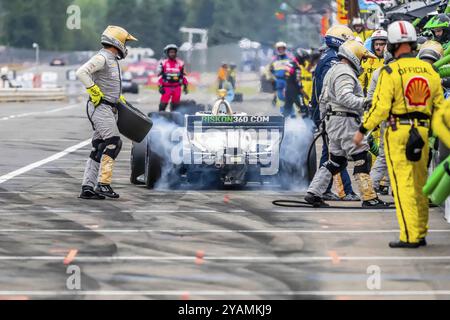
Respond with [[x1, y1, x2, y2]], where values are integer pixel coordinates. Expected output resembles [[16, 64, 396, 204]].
[[186, 115, 285, 133]]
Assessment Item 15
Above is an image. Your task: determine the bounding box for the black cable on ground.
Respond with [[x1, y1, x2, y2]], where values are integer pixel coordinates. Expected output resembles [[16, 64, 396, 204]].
[[272, 200, 395, 210]]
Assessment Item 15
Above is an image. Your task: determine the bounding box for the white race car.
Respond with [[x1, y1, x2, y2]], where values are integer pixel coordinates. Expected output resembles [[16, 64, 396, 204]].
[[130, 91, 317, 189]]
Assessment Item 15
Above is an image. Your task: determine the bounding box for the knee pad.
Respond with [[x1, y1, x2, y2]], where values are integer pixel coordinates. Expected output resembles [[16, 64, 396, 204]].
[[353, 152, 371, 175], [104, 137, 123, 160], [325, 154, 348, 175], [90, 139, 106, 163]]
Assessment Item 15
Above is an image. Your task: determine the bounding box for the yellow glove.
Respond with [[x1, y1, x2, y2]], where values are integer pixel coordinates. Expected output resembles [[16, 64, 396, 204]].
[[87, 84, 104, 107], [119, 95, 127, 104]]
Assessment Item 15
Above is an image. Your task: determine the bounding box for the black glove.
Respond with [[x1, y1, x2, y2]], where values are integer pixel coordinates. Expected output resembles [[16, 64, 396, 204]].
[[363, 99, 373, 111], [183, 85, 189, 95], [159, 86, 165, 95], [442, 77, 450, 89]]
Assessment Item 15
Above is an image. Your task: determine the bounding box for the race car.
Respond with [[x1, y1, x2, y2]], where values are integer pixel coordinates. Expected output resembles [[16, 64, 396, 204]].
[[130, 90, 317, 189], [122, 71, 139, 94]]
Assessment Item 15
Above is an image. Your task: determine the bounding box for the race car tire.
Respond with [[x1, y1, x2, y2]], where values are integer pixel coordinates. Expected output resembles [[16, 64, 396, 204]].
[[130, 138, 147, 185], [144, 111, 184, 189], [279, 160, 303, 190], [279, 127, 317, 190], [233, 93, 244, 103], [131, 83, 139, 94], [149, 111, 185, 127], [144, 141, 163, 189], [177, 100, 205, 115]]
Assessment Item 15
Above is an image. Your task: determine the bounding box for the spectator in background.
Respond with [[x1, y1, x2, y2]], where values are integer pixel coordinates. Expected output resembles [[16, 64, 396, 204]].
[[218, 62, 228, 89], [352, 17, 374, 43], [228, 63, 237, 90]]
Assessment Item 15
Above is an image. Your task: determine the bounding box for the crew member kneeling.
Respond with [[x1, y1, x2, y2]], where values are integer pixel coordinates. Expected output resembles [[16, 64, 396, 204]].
[[77, 26, 137, 200]]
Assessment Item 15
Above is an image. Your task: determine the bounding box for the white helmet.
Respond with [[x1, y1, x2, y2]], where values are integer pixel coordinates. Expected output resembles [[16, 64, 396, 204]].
[[352, 17, 364, 26], [275, 41, 287, 49], [387, 21, 417, 44], [372, 29, 388, 42]]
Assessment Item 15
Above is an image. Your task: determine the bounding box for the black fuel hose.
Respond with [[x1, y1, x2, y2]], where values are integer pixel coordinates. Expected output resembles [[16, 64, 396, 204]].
[[272, 200, 395, 210]]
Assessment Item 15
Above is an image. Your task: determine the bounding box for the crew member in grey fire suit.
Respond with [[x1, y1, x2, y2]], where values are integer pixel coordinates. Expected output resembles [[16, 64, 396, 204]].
[[305, 40, 389, 208], [368, 51, 395, 195], [77, 26, 137, 200]]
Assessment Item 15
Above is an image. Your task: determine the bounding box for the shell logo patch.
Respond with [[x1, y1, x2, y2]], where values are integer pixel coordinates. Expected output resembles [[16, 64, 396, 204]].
[[405, 77, 431, 107]]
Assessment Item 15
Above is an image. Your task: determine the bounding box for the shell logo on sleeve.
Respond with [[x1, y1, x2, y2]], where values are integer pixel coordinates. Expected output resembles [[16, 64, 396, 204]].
[[405, 77, 431, 107]]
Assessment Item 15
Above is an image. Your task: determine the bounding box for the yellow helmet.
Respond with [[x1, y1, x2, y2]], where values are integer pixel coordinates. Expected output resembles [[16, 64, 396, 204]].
[[338, 39, 377, 70], [417, 40, 443, 62], [101, 26, 138, 59], [325, 25, 355, 48]]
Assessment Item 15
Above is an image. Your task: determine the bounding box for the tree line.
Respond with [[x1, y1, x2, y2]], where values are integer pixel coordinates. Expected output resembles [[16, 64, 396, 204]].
[[0, 0, 307, 55]]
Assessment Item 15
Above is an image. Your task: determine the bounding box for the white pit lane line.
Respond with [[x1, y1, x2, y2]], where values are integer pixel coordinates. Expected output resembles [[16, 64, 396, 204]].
[[0, 104, 80, 121], [0, 139, 91, 185], [0, 255, 450, 262], [0, 229, 449, 235], [0, 290, 450, 297]]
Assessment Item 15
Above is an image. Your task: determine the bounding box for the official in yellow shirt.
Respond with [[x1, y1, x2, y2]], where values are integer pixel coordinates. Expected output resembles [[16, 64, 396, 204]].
[[352, 17, 374, 43], [354, 21, 448, 249], [300, 62, 313, 105]]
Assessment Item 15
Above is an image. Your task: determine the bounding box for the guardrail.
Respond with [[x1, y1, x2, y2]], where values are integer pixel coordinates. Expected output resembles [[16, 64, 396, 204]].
[[0, 88, 67, 102]]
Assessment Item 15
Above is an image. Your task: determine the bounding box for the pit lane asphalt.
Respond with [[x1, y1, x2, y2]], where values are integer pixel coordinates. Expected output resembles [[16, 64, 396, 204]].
[[0, 90, 450, 300]]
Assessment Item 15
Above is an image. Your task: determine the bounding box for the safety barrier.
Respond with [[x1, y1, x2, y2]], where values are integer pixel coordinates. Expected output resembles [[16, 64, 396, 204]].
[[0, 88, 66, 102]]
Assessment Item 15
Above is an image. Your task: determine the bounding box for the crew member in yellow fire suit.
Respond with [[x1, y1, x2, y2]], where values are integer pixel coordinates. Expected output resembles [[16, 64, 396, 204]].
[[360, 29, 387, 95], [354, 21, 448, 248], [433, 107, 450, 147]]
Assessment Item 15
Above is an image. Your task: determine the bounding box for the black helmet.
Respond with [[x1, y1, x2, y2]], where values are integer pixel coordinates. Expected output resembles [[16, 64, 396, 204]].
[[295, 48, 310, 64]]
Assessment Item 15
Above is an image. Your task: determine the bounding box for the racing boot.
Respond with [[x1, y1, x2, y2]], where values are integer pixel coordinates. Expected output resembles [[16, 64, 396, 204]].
[[323, 192, 341, 201], [375, 185, 389, 196], [362, 198, 391, 209], [171, 102, 181, 112], [342, 192, 361, 202], [79, 186, 105, 200], [389, 241, 421, 249], [96, 184, 120, 199], [305, 193, 330, 208], [159, 103, 168, 112], [355, 173, 387, 208]]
